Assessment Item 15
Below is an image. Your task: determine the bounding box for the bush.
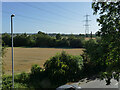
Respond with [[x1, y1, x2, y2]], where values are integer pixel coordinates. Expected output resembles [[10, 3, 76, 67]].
[[15, 72, 29, 84], [44, 51, 83, 84], [31, 64, 42, 75], [2, 76, 12, 89], [2, 75, 28, 89]]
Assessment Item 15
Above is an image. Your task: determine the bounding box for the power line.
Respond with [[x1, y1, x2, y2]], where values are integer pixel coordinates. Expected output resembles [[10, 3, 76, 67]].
[[3, 11, 80, 29], [20, 2, 80, 22], [47, 2, 81, 16]]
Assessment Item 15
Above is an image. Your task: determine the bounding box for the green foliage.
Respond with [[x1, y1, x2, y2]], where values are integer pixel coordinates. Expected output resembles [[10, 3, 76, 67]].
[[2, 76, 12, 89], [29, 64, 49, 88], [92, 1, 120, 84], [14, 33, 33, 47], [44, 51, 83, 84], [82, 38, 108, 77], [36, 33, 54, 47], [1, 46, 6, 75], [2, 52, 84, 88], [1, 46, 5, 58], [2, 75, 28, 89], [2, 33, 11, 46], [31, 64, 42, 75], [15, 72, 29, 84], [84, 39, 98, 64], [95, 31, 101, 37], [14, 83, 28, 88], [38, 31, 46, 35], [56, 33, 61, 40], [113, 72, 120, 82], [69, 38, 84, 48], [100, 72, 113, 85], [2, 31, 86, 48]]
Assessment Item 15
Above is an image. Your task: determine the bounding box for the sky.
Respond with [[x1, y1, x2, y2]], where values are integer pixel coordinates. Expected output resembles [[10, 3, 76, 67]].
[[2, 2, 100, 34]]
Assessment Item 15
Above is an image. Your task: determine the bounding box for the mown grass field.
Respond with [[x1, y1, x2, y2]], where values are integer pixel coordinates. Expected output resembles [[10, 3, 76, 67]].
[[3, 47, 84, 75]]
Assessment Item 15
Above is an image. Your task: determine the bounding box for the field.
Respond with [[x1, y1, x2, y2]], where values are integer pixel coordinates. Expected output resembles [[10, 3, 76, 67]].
[[3, 47, 84, 75]]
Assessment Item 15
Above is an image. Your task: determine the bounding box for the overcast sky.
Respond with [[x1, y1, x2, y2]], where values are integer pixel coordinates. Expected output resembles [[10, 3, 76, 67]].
[[2, 2, 100, 34]]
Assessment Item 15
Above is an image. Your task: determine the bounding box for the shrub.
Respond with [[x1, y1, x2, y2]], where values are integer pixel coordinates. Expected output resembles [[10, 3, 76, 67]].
[[15, 72, 29, 84], [2, 75, 28, 89], [44, 51, 83, 84], [30, 64, 45, 87], [2, 76, 12, 89], [31, 64, 42, 75]]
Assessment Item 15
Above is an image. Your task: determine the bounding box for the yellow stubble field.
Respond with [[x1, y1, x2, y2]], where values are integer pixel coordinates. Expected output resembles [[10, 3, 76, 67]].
[[3, 47, 84, 75]]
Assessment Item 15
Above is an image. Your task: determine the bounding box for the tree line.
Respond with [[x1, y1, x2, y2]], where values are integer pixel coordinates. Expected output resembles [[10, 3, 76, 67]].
[[2, 1, 120, 88], [2, 31, 86, 48]]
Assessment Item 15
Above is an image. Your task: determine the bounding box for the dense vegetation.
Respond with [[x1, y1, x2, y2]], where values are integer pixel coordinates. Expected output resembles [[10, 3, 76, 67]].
[[91, 1, 120, 84], [2, 32, 86, 48], [2, 35, 119, 88], [2, 1, 120, 89], [2, 51, 84, 89], [44, 51, 83, 84]]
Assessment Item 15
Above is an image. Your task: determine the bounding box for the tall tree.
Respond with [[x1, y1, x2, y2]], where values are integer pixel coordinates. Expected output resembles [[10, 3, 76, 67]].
[[92, 2, 120, 84]]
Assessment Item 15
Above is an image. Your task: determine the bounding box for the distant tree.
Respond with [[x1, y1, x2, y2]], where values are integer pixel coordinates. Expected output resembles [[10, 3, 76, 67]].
[[69, 34, 75, 40], [70, 39, 83, 48], [79, 34, 82, 36], [14, 33, 31, 47], [38, 31, 46, 35], [56, 33, 61, 40], [2, 31, 86, 48], [36, 33, 54, 47], [55, 38, 70, 48], [2, 33, 11, 46]]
